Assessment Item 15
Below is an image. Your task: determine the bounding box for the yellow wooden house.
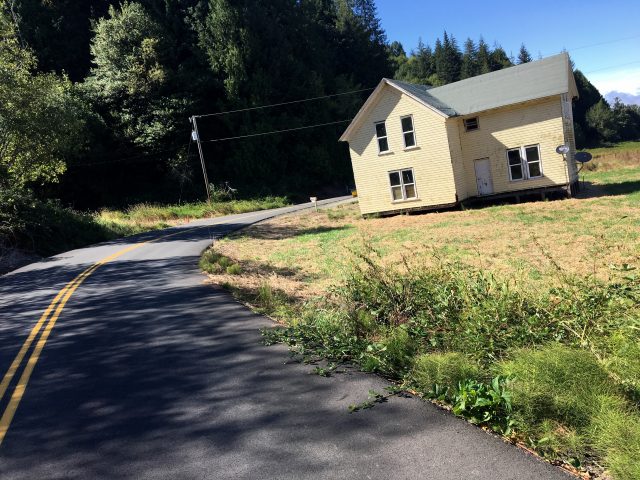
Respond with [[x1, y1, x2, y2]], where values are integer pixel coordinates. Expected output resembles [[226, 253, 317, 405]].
[[339, 53, 579, 216]]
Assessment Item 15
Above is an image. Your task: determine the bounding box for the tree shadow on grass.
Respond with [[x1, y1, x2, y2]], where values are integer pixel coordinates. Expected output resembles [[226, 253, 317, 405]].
[[230, 224, 354, 241], [576, 179, 640, 199]]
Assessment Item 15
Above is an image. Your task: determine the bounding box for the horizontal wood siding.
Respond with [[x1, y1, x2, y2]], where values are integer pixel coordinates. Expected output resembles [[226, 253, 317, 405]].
[[348, 85, 457, 215], [457, 96, 570, 197]]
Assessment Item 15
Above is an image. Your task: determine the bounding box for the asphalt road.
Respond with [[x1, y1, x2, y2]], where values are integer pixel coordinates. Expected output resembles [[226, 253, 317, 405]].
[[0, 197, 570, 479]]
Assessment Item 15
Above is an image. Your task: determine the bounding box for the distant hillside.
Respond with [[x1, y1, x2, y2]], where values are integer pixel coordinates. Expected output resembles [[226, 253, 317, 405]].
[[605, 90, 640, 105]]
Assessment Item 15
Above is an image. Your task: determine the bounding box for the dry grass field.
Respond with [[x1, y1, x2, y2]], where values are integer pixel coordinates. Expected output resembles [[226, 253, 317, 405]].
[[206, 143, 640, 301]]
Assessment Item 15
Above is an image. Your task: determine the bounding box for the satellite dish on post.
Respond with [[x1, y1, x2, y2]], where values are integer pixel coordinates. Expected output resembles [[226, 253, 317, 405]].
[[575, 152, 593, 163], [556, 145, 570, 155]]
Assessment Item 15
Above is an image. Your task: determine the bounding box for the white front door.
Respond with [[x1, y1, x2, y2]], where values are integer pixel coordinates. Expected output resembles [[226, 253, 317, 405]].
[[474, 158, 494, 196]]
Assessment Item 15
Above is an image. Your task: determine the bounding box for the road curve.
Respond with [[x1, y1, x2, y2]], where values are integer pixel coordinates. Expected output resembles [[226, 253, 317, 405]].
[[0, 197, 569, 479]]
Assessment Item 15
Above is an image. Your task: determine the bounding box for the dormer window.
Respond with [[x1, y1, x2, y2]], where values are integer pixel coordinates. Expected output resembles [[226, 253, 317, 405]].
[[375, 121, 389, 153], [401, 115, 416, 148], [464, 117, 479, 132]]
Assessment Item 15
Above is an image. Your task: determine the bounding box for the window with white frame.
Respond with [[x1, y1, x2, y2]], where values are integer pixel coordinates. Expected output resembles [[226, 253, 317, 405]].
[[389, 168, 417, 201], [507, 144, 543, 181], [375, 121, 389, 153], [401, 115, 416, 148], [463, 117, 479, 132]]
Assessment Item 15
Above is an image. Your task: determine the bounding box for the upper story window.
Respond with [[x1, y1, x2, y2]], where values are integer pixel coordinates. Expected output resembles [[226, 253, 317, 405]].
[[389, 168, 417, 201], [507, 144, 543, 181], [401, 115, 416, 148], [375, 121, 389, 153], [464, 117, 479, 132]]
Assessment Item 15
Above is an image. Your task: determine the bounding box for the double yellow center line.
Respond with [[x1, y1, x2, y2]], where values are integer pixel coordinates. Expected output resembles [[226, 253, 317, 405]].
[[0, 206, 302, 447], [0, 227, 198, 447]]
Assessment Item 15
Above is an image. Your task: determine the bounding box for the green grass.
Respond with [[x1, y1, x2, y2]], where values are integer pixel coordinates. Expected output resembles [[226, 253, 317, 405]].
[[410, 352, 480, 394]]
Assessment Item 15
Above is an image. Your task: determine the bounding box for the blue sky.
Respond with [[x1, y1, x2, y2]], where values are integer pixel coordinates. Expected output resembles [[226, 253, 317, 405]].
[[375, 0, 640, 96]]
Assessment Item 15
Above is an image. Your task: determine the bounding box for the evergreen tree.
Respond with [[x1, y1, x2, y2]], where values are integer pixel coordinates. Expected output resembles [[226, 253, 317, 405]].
[[387, 40, 407, 73], [415, 40, 435, 81], [612, 99, 640, 141], [572, 69, 605, 146], [586, 99, 618, 143], [435, 31, 461, 84], [432, 37, 444, 85], [489, 44, 512, 71], [517, 43, 532, 64], [460, 37, 478, 79], [476, 37, 491, 74]]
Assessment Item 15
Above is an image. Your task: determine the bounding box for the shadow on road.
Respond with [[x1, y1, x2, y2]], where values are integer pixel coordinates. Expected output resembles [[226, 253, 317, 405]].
[[0, 253, 444, 478]]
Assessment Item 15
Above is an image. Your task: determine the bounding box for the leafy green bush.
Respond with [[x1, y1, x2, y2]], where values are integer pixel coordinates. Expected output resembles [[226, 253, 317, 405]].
[[451, 376, 514, 434], [262, 309, 366, 364], [410, 352, 479, 395], [498, 344, 616, 431]]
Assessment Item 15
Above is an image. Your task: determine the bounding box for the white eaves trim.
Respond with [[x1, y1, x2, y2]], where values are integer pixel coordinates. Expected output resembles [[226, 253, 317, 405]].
[[339, 78, 450, 143]]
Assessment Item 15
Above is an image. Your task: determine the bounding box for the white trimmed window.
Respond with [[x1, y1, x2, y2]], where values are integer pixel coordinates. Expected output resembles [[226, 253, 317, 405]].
[[389, 168, 417, 201], [375, 121, 389, 153], [507, 144, 543, 181], [463, 117, 479, 132], [401, 115, 416, 148]]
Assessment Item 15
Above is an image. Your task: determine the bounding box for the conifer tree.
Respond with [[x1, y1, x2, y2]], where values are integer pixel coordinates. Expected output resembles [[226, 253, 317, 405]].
[[517, 43, 532, 64], [476, 37, 491, 74], [435, 31, 461, 84], [414, 38, 434, 81], [460, 37, 478, 79], [489, 44, 512, 71]]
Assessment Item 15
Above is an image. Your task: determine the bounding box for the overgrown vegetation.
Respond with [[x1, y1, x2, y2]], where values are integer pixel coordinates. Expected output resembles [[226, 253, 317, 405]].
[[254, 250, 640, 475]]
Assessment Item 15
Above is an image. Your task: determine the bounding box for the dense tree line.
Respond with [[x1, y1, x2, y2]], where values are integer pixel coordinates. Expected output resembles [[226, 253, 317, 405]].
[[1, 1, 638, 216], [3, 0, 391, 209]]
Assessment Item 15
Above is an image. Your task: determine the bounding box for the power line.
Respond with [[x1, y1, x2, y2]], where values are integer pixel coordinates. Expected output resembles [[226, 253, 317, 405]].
[[193, 88, 373, 119], [564, 33, 640, 54], [202, 119, 352, 143], [68, 117, 353, 167], [584, 60, 640, 74]]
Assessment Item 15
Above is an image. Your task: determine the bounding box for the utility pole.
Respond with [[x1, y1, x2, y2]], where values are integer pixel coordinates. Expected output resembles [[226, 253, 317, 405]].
[[190, 115, 211, 203]]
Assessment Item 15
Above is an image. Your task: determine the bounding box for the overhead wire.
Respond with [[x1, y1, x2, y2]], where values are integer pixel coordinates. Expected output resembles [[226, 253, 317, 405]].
[[193, 87, 374, 119], [201, 119, 353, 143], [583, 60, 640, 74], [561, 33, 640, 54]]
